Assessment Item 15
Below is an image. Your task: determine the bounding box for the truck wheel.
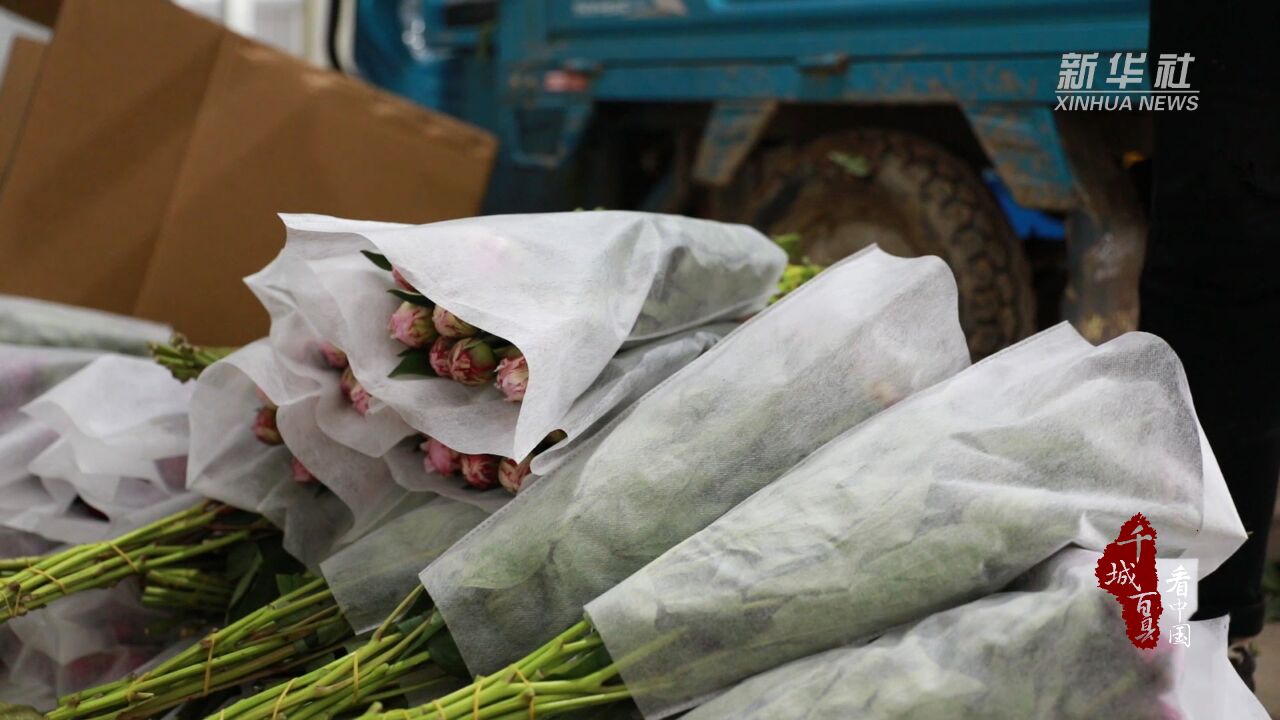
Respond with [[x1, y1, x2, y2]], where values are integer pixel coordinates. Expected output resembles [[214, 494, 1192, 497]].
[[707, 128, 1036, 358]]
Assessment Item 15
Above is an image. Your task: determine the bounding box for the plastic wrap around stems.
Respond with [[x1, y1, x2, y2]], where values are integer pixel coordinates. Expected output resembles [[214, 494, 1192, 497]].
[[1, 353, 196, 544], [319, 497, 489, 634], [187, 342, 427, 568], [381, 325, 732, 510], [585, 325, 1247, 719], [0, 581, 166, 710], [250, 212, 786, 462], [0, 295, 170, 354], [684, 549, 1266, 720], [421, 247, 970, 674]]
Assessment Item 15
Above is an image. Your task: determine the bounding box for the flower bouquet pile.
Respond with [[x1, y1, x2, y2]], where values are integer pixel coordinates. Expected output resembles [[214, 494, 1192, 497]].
[[419, 247, 970, 672], [383, 325, 1249, 719], [3, 212, 1270, 720]]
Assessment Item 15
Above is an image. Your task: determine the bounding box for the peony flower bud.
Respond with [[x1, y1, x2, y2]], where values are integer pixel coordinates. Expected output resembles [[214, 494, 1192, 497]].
[[449, 338, 497, 386], [252, 406, 283, 445], [432, 306, 477, 338], [388, 301, 438, 349], [421, 437, 461, 476], [290, 456, 317, 484], [392, 267, 416, 292], [347, 377, 370, 416], [340, 366, 356, 396], [498, 456, 532, 494], [459, 453, 499, 490], [429, 336, 455, 377], [494, 352, 529, 402], [319, 341, 348, 369]]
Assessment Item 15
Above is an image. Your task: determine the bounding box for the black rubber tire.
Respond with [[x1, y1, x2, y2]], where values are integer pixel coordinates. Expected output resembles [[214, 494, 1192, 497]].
[[706, 128, 1037, 359]]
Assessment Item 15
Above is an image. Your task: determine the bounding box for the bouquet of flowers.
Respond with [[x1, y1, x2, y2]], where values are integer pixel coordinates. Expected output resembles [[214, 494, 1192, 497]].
[[420, 247, 971, 674], [683, 549, 1249, 720], [0, 295, 169, 355], [391, 325, 1246, 719], [248, 211, 785, 492]]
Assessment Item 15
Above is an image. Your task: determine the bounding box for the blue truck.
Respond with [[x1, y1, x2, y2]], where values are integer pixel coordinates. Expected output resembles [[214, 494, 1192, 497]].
[[337, 0, 1151, 357]]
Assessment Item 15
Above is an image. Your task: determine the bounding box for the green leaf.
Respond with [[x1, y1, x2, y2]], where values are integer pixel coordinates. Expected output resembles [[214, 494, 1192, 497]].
[[362, 250, 393, 271], [275, 573, 309, 597], [225, 541, 261, 580], [827, 150, 870, 178], [426, 629, 470, 680], [224, 546, 263, 620], [390, 351, 436, 378], [389, 289, 433, 308]]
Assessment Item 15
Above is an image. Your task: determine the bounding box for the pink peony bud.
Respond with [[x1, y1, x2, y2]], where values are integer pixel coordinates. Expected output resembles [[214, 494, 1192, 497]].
[[392, 267, 416, 292], [432, 306, 477, 338], [421, 437, 461, 476], [449, 338, 497, 386], [252, 406, 283, 445], [347, 377, 370, 416], [494, 352, 529, 402], [498, 456, 532, 494], [388, 301, 438, 349], [290, 456, 317, 483], [429, 336, 455, 377], [254, 385, 277, 410], [319, 341, 348, 369], [459, 453, 499, 490], [340, 366, 356, 396]]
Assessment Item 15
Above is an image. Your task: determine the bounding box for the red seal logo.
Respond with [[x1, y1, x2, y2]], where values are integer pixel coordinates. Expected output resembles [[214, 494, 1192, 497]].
[[1095, 513, 1162, 649]]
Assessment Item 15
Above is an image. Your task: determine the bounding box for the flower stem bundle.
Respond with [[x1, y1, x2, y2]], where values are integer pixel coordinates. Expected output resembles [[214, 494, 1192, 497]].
[[210, 587, 446, 720], [50, 577, 349, 720], [139, 567, 234, 615], [0, 502, 267, 625], [149, 334, 236, 382], [377, 620, 629, 720]]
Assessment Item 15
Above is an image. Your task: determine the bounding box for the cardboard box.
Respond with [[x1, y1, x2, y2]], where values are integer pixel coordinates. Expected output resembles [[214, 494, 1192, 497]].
[[0, 0, 496, 344]]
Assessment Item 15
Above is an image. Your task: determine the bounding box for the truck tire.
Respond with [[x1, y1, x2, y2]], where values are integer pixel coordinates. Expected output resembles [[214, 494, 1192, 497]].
[[706, 128, 1036, 358]]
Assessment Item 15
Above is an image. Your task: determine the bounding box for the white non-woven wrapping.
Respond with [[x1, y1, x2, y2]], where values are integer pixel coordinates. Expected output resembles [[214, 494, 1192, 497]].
[[421, 247, 971, 673], [0, 295, 170, 355], [259, 292, 415, 459], [0, 352, 196, 545], [251, 212, 786, 462], [0, 581, 167, 711], [187, 342, 431, 568], [585, 324, 1247, 718], [319, 497, 489, 634], [382, 325, 733, 512], [684, 549, 1266, 720]]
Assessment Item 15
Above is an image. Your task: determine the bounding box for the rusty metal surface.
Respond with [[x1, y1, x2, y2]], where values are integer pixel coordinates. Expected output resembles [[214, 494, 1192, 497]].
[[692, 100, 778, 186], [963, 103, 1078, 212]]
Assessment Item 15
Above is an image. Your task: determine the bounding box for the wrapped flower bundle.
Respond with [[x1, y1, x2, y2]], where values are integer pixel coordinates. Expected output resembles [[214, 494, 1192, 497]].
[[0, 295, 170, 355], [247, 211, 785, 497], [420, 247, 970, 674], [187, 341, 427, 567], [392, 325, 1246, 719], [682, 550, 1227, 720]]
